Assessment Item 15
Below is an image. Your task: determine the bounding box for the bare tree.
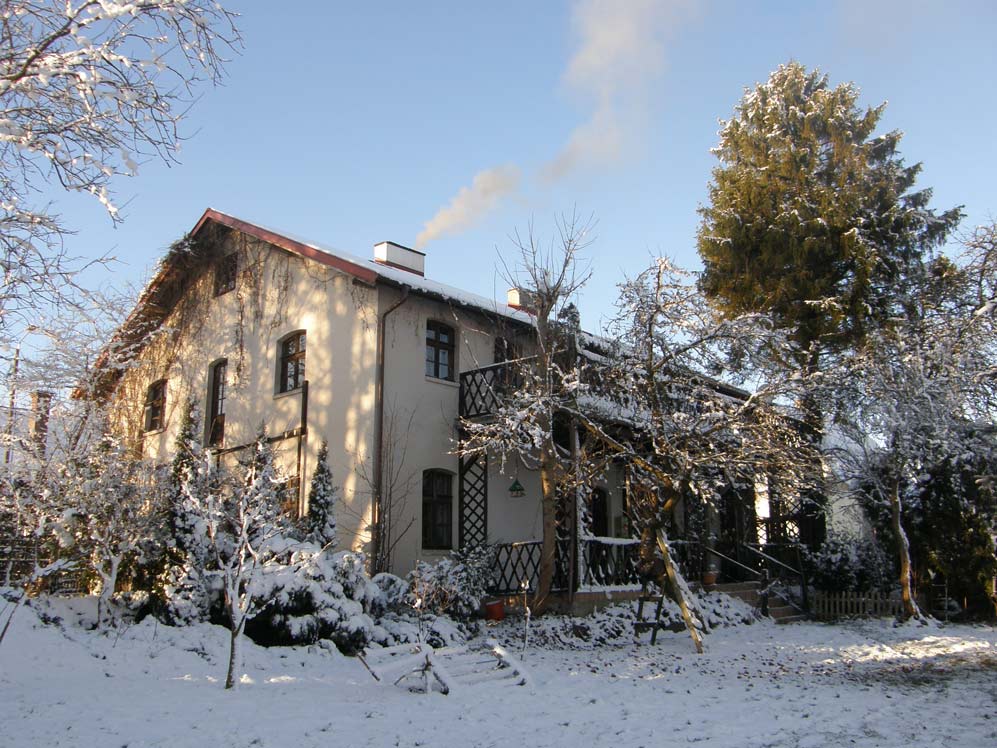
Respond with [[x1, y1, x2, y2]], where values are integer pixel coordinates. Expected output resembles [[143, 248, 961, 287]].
[[183, 428, 294, 689], [0, 0, 240, 335], [59, 434, 157, 626], [459, 212, 593, 613], [358, 403, 416, 575], [576, 258, 819, 651], [826, 225, 997, 621]]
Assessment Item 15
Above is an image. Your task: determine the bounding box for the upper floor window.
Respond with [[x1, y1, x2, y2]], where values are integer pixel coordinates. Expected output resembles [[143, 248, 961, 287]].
[[422, 469, 453, 550], [144, 379, 166, 433], [494, 336, 519, 364], [279, 331, 306, 393], [425, 321, 454, 381], [214, 253, 238, 296], [208, 359, 227, 447]]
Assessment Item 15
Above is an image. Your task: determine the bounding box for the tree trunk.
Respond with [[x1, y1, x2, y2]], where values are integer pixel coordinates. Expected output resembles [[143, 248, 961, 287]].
[[656, 528, 704, 654], [890, 481, 922, 621], [97, 555, 121, 628], [534, 444, 559, 615], [225, 619, 242, 689]]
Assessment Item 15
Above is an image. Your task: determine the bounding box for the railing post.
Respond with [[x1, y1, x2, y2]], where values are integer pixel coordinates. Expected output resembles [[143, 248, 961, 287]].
[[795, 545, 809, 614], [759, 568, 770, 617]]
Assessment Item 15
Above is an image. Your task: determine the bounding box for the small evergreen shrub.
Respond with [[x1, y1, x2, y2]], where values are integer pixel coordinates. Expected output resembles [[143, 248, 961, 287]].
[[244, 546, 380, 654], [305, 440, 339, 548], [406, 545, 496, 620], [806, 532, 892, 593]]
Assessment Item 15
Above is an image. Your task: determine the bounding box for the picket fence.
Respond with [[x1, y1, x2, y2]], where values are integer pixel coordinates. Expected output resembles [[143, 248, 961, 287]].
[[811, 589, 904, 620]]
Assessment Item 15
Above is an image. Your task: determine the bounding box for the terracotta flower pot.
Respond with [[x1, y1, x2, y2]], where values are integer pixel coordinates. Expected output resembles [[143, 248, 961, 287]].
[[484, 599, 505, 621], [702, 570, 719, 587]]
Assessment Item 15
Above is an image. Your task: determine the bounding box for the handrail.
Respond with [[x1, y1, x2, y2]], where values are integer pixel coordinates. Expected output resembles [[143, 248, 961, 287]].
[[740, 544, 802, 578], [741, 543, 809, 613], [701, 545, 763, 581]]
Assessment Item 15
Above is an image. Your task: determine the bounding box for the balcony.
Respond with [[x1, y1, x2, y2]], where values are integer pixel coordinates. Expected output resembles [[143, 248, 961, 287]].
[[459, 360, 526, 419]]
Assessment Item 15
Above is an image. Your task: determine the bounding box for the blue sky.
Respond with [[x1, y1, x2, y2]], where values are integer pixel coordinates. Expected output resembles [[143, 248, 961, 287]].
[[56, 0, 997, 331]]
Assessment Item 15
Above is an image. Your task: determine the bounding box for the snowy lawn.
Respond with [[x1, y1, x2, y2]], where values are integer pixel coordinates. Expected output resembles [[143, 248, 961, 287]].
[[1, 598, 995, 748]]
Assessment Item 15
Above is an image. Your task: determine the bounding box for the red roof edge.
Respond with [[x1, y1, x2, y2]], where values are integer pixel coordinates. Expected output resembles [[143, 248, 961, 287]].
[[193, 208, 379, 285]]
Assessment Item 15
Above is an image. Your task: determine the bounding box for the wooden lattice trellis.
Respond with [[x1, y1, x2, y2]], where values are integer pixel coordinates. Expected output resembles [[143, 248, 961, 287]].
[[458, 450, 487, 549]]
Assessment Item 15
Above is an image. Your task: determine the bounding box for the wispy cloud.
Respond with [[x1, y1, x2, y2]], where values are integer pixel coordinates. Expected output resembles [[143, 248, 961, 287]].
[[415, 165, 521, 248]]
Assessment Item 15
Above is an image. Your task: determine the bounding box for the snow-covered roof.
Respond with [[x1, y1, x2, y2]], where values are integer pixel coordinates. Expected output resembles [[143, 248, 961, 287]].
[[194, 209, 534, 325], [82, 208, 534, 400]]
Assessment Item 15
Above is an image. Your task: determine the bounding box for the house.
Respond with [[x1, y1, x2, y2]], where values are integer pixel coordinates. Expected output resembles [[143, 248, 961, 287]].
[[92, 208, 822, 609], [92, 209, 636, 592]]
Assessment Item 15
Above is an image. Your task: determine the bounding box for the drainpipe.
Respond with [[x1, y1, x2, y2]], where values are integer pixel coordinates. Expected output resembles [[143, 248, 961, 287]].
[[297, 380, 309, 516], [372, 287, 410, 572]]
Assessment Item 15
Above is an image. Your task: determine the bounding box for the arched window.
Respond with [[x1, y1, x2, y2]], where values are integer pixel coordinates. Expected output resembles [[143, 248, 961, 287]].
[[425, 321, 455, 380], [143, 379, 166, 432], [422, 469, 453, 550], [208, 359, 227, 447], [278, 331, 306, 393]]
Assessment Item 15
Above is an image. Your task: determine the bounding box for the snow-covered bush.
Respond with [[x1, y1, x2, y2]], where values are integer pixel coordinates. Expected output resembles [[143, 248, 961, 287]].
[[406, 545, 496, 620], [157, 561, 221, 626], [56, 436, 160, 626], [806, 532, 892, 593], [244, 547, 380, 654], [371, 572, 409, 611]]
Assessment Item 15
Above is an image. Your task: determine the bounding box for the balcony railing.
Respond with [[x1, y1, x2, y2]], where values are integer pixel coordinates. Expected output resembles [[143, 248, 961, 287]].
[[489, 537, 640, 595], [459, 360, 526, 419], [489, 539, 570, 596], [578, 537, 641, 589]]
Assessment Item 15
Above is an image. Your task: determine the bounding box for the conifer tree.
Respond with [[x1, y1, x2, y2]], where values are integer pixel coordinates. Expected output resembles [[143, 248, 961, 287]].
[[697, 62, 961, 425], [166, 399, 202, 559], [306, 440, 338, 548]]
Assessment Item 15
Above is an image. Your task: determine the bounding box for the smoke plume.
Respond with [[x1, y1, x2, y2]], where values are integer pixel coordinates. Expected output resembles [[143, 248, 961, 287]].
[[541, 0, 696, 182], [416, 165, 521, 248]]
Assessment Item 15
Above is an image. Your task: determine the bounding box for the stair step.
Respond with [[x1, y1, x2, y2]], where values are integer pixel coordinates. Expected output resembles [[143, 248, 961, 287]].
[[775, 614, 808, 625], [712, 582, 760, 593]]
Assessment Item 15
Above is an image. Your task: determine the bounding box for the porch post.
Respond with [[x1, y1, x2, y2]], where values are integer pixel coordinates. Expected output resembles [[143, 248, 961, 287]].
[[568, 419, 581, 602]]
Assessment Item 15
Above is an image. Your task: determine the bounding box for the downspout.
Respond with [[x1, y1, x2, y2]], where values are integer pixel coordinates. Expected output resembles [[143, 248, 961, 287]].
[[373, 286, 410, 571], [297, 379, 309, 516]]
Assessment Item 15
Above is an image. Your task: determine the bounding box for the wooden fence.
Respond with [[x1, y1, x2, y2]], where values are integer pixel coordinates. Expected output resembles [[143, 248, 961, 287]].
[[811, 590, 904, 620]]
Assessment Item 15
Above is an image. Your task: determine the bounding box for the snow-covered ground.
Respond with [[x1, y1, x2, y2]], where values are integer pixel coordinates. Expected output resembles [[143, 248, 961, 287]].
[[1, 598, 995, 748]]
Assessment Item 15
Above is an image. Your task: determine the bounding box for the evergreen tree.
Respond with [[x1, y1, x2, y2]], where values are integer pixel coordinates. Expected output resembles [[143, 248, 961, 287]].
[[306, 440, 338, 548], [166, 399, 202, 558], [697, 62, 961, 417]]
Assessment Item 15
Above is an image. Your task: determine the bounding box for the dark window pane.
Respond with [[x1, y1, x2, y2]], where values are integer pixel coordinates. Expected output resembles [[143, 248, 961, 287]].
[[425, 322, 455, 381], [422, 469, 452, 550], [214, 254, 238, 296], [144, 379, 166, 432], [279, 332, 306, 392]]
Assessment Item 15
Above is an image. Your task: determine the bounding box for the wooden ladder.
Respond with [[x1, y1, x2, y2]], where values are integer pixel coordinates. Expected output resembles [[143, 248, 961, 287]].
[[634, 577, 668, 645]]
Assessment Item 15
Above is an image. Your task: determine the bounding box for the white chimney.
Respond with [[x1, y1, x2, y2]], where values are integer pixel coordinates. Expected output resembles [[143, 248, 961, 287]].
[[373, 241, 425, 276], [507, 287, 536, 312]]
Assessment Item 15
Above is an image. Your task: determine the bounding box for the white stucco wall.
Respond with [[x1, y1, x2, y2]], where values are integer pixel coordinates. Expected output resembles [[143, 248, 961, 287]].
[[111, 234, 379, 554], [110, 229, 629, 578]]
